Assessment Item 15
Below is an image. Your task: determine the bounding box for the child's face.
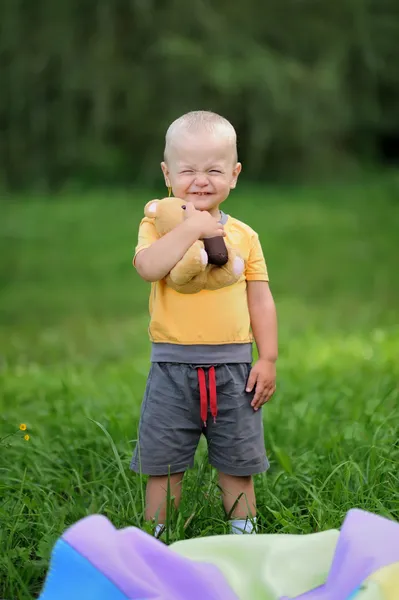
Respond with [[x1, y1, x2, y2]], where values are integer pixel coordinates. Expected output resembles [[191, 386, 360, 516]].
[[161, 132, 241, 215]]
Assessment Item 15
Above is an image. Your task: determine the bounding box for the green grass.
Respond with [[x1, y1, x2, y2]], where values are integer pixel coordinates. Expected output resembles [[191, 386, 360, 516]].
[[1, 173, 399, 599]]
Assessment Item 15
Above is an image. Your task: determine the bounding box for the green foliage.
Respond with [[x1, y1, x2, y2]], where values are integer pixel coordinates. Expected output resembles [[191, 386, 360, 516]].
[[1, 0, 399, 189], [1, 175, 399, 598]]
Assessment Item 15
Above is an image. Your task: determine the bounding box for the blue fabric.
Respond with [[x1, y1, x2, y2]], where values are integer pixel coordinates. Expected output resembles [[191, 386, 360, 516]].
[[345, 587, 362, 600], [38, 539, 131, 600]]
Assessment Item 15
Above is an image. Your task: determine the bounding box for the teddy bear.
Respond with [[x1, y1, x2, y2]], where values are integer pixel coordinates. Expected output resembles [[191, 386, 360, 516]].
[[143, 197, 245, 294]]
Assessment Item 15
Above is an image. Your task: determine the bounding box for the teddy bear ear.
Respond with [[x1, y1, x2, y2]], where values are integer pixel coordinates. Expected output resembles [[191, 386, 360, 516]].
[[144, 200, 159, 217]]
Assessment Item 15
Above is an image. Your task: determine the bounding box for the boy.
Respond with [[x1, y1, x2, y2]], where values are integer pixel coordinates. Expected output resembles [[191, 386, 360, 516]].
[[131, 110, 277, 536]]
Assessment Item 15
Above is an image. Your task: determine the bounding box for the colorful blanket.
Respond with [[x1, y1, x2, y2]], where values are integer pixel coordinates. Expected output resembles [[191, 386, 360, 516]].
[[37, 508, 399, 599]]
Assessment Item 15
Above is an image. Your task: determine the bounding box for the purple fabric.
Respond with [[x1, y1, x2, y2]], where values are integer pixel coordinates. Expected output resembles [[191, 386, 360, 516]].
[[292, 508, 399, 599], [63, 515, 238, 600]]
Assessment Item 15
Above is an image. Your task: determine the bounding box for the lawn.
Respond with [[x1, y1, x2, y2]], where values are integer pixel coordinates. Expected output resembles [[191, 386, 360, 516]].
[[1, 174, 399, 599]]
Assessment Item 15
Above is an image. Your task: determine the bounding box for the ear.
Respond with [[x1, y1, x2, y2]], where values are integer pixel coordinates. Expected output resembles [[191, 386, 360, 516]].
[[144, 200, 159, 217], [230, 162, 242, 189], [160, 161, 171, 188]]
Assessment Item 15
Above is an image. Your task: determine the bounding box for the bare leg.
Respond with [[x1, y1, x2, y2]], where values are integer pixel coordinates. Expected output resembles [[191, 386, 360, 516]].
[[218, 473, 256, 519], [145, 473, 184, 522]]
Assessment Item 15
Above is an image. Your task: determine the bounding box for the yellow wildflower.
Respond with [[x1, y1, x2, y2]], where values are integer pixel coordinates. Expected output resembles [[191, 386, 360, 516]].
[[24, 435, 30, 441], [20, 423, 27, 431]]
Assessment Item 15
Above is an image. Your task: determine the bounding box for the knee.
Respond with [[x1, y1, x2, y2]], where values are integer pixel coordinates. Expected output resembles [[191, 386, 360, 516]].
[[218, 473, 253, 488], [148, 473, 184, 489]]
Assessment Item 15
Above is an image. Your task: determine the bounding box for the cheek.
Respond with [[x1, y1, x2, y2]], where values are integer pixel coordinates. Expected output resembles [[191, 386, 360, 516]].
[[214, 177, 232, 192], [170, 175, 192, 192]]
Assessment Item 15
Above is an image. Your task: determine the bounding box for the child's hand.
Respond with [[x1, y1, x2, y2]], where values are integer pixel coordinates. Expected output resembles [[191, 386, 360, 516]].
[[182, 203, 226, 239], [246, 358, 276, 410]]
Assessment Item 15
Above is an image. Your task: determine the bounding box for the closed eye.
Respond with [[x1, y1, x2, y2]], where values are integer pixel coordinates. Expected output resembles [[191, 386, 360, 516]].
[[209, 169, 222, 174]]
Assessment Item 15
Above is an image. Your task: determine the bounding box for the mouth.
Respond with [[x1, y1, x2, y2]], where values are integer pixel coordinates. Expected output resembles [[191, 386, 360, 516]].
[[190, 192, 213, 196]]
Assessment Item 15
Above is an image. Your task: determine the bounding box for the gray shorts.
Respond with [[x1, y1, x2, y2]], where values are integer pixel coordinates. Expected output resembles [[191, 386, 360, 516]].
[[130, 362, 269, 477]]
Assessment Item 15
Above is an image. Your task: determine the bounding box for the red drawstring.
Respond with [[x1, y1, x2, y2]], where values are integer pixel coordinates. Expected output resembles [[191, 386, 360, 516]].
[[209, 366, 217, 422], [197, 368, 207, 425], [197, 366, 217, 426]]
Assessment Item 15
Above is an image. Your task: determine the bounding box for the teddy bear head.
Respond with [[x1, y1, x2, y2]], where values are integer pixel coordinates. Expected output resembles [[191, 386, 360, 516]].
[[144, 197, 186, 236]]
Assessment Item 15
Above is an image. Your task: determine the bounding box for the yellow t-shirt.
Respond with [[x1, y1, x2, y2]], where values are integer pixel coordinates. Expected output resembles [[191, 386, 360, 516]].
[[134, 211, 269, 354]]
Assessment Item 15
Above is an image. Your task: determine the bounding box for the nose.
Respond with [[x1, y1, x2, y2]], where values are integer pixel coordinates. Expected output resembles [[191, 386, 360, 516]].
[[194, 173, 209, 187]]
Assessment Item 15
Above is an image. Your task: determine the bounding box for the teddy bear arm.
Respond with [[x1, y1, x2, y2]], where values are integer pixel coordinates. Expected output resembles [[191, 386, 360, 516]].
[[165, 270, 208, 294], [168, 240, 207, 286], [204, 248, 245, 290]]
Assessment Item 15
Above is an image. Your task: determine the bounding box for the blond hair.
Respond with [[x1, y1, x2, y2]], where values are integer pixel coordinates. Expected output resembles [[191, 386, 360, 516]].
[[164, 110, 238, 162]]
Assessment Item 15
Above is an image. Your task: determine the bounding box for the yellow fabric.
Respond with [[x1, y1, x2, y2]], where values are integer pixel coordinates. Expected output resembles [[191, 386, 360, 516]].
[[366, 562, 399, 599], [134, 214, 269, 345]]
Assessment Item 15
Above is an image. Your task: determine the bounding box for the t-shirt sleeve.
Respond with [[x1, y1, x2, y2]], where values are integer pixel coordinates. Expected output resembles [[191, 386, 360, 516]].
[[245, 233, 269, 281], [133, 217, 159, 265]]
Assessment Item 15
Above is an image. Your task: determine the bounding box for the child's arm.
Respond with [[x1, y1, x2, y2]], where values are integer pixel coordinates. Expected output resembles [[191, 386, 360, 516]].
[[135, 208, 225, 282], [246, 281, 278, 409]]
